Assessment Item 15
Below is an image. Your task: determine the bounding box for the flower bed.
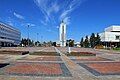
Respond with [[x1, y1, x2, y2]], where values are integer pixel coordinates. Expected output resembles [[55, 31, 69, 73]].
[[18, 56, 62, 61], [71, 57, 112, 61], [78, 62, 120, 76], [66, 52, 96, 56], [5, 63, 62, 75], [1, 62, 72, 77], [0, 50, 29, 55], [30, 52, 60, 56]]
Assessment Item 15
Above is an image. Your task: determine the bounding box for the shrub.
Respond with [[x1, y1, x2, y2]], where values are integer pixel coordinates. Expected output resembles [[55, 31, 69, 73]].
[[94, 45, 104, 49]]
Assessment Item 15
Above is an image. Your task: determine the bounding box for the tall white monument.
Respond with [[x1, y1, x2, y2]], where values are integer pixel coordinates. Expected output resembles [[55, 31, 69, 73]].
[[59, 21, 66, 47]]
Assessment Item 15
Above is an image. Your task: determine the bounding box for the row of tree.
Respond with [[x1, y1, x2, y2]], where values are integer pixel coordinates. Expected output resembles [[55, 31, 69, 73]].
[[20, 33, 100, 48], [20, 38, 75, 47], [66, 39, 74, 47], [80, 33, 101, 48], [20, 38, 57, 47]]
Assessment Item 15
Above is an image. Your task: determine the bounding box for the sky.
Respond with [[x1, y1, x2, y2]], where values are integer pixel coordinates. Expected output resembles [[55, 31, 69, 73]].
[[0, 0, 120, 42]]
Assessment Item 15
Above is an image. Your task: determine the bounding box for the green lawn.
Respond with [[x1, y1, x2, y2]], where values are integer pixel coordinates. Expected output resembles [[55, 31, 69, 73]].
[[113, 48, 120, 51]]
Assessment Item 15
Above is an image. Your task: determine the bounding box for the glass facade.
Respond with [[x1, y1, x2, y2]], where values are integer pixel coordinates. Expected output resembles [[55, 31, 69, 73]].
[[0, 22, 21, 47]]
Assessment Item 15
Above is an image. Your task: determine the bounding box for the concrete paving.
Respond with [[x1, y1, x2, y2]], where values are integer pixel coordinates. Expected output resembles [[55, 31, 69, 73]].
[[0, 47, 120, 80]]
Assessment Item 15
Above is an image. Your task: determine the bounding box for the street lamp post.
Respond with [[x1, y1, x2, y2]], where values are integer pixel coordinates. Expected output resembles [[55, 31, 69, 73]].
[[41, 36, 43, 46], [37, 33, 39, 46], [27, 25, 30, 47]]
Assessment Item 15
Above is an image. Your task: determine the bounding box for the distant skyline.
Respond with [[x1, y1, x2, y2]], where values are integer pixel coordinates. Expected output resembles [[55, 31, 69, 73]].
[[0, 0, 120, 42]]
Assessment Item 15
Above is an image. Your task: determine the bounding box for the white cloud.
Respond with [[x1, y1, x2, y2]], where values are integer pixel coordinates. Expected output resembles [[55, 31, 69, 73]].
[[48, 2, 60, 15], [34, 0, 86, 26], [41, 20, 47, 26], [7, 17, 14, 26], [60, 0, 84, 25], [34, 0, 60, 24], [14, 12, 24, 19], [63, 17, 70, 25], [8, 21, 14, 26], [56, 26, 59, 29]]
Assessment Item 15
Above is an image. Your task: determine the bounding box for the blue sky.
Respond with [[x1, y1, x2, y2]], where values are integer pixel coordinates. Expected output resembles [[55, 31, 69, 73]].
[[0, 0, 120, 42]]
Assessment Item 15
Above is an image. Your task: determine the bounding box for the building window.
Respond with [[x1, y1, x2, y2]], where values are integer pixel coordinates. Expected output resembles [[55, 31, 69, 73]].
[[116, 36, 120, 40]]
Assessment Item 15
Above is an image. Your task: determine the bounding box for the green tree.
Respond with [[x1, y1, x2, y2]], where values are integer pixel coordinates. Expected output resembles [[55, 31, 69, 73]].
[[27, 39, 34, 46], [69, 39, 74, 47], [66, 39, 74, 47], [20, 38, 35, 47], [52, 42, 57, 47], [84, 36, 89, 48], [20, 38, 28, 46], [47, 41, 52, 47], [90, 33, 96, 48], [20, 38, 24, 46], [95, 33, 101, 46], [43, 41, 46, 46], [80, 37, 84, 47], [35, 41, 40, 46], [31, 40, 34, 46]]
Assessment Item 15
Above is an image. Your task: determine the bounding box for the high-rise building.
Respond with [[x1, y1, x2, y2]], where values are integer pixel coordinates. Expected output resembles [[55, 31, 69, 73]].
[[0, 22, 21, 47], [59, 21, 66, 47]]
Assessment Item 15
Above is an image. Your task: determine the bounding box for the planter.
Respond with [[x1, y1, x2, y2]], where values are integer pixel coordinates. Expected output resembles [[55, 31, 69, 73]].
[[30, 52, 60, 56], [66, 52, 96, 56], [0, 51, 29, 55], [0, 63, 9, 68]]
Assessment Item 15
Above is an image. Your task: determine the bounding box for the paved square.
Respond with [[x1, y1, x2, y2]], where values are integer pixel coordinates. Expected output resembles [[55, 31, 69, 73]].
[[0, 55, 8, 60], [71, 57, 112, 62], [18, 56, 62, 61], [0, 62, 72, 77], [78, 62, 120, 76]]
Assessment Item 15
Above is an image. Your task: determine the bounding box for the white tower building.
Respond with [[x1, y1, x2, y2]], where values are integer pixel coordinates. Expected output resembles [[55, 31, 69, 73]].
[[59, 21, 66, 47]]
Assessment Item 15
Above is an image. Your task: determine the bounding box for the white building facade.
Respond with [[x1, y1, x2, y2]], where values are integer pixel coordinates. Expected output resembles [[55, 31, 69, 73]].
[[59, 21, 66, 47], [99, 25, 120, 47], [0, 22, 21, 47]]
